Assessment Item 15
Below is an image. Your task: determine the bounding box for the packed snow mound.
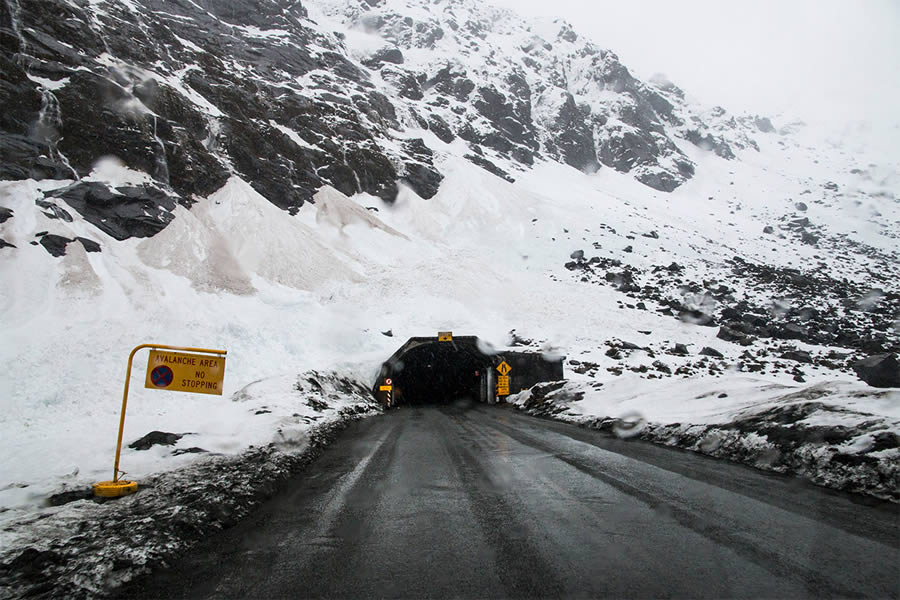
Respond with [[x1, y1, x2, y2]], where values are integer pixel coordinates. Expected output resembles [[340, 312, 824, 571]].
[[314, 185, 408, 238], [510, 375, 900, 501]]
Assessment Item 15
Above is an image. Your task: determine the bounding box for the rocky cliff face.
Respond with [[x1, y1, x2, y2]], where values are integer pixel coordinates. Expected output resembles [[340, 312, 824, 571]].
[[1, 0, 773, 240]]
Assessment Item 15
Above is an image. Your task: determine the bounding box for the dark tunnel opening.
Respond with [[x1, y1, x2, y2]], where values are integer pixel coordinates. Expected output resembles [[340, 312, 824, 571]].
[[392, 343, 487, 405]]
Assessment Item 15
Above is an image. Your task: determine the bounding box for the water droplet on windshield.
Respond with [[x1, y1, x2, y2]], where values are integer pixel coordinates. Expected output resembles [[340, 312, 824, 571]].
[[613, 411, 645, 438]]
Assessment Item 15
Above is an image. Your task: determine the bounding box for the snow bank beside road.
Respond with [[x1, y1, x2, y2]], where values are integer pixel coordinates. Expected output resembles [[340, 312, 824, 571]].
[[0, 371, 379, 599], [509, 375, 900, 502]]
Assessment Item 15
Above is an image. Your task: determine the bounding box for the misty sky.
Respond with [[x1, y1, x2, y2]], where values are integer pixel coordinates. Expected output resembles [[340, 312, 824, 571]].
[[488, 0, 900, 128]]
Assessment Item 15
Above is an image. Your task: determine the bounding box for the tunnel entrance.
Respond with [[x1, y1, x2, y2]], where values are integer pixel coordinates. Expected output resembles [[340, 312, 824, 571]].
[[372, 334, 565, 407], [391, 341, 485, 405]]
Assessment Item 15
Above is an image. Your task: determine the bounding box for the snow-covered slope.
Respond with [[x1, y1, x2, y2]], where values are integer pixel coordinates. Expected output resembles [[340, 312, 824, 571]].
[[1, 0, 898, 527]]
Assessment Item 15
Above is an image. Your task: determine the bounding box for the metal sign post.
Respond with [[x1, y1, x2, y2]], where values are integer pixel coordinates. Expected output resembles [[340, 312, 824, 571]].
[[93, 343, 227, 498]]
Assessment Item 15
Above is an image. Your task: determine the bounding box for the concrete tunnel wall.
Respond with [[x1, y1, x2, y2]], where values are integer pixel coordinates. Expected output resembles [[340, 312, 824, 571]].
[[372, 336, 565, 406]]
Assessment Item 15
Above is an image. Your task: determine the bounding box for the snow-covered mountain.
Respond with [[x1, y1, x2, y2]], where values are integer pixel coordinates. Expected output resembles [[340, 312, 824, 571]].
[[1, 0, 898, 547]]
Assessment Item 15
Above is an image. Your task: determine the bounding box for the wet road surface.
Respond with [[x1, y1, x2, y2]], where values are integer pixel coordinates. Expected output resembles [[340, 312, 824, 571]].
[[130, 405, 899, 599]]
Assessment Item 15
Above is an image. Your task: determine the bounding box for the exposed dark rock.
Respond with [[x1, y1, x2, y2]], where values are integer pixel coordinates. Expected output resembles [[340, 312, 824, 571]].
[[75, 237, 101, 252], [672, 343, 689, 355], [38, 234, 72, 257], [172, 447, 207, 456], [781, 350, 812, 363], [0, 206, 14, 223], [775, 323, 809, 341], [363, 47, 404, 68], [699, 346, 724, 358], [427, 114, 455, 143], [717, 326, 755, 346], [381, 67, 424, 100], [472, 82, 538, 153], [851, 354, 900, 388], [35, 199, 73, 222], [463, 154, 514, 182], [45, 182, 180, 240], [795, 202, 808, 212], [129, 431, 185, 450], [547, 93, 599, 172], [652, 360, 671, 374], [570, 249, 584, 260], [401, 162, 443, 199], [381, 330, 393, 337], [801, 231, 819, 245], [48, 488, 93, 506], [0, 238, 16, 249], [763, 225, 774, 234], [685, 129, 735, 159]]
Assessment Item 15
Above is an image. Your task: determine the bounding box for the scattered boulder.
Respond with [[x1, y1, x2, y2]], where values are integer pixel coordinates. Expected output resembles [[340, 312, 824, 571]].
[[672, 343, 689, 355], [381, 330, 393, 337], [129, 431, 185, 450], [570, 249, 584, 260], [801, 231, 819, 245], [781, 350, 812, 363], [762, 225, 774, 234], [699, 346, 724, 358], [172, 447, 207, 456], [0, 206, 15, 223], [717, 326, 754, 346], [851, 354, 900, 388]]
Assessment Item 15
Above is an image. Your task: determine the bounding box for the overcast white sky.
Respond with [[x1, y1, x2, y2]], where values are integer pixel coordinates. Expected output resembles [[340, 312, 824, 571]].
[[488, 0, 900, 127]]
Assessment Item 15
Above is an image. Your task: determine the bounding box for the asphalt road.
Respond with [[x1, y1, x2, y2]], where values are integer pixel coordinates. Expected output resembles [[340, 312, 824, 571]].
[[131, 404, 899, 599]]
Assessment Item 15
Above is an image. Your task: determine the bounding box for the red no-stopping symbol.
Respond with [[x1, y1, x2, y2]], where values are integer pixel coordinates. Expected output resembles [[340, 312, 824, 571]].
[[150, 365, 174, 388]]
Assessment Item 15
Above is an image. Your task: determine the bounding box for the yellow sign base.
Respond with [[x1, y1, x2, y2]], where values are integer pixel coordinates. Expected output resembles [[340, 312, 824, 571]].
[[93, 480, 138, 498]]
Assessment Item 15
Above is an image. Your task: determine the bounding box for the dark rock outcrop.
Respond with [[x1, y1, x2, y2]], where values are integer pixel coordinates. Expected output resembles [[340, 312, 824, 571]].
[[45, 182, 182, 240], [129, 431, 185, 451], [38, 234, 72, 257], [852, 354, 900, 388]]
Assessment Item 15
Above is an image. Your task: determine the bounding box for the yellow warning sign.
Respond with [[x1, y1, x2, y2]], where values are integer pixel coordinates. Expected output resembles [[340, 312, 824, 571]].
[[438, 331, 453, 342], [497, 375, 509, 387], [496, 361, 512, 376], [380, 385, 393, 391], [145, 350, 226, 395]]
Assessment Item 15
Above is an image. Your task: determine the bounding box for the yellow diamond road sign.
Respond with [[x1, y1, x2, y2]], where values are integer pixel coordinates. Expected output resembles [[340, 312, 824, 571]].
[[496, 361, 512, 376], [438, 331, 453, 342], [145, 349, 226, 395]]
